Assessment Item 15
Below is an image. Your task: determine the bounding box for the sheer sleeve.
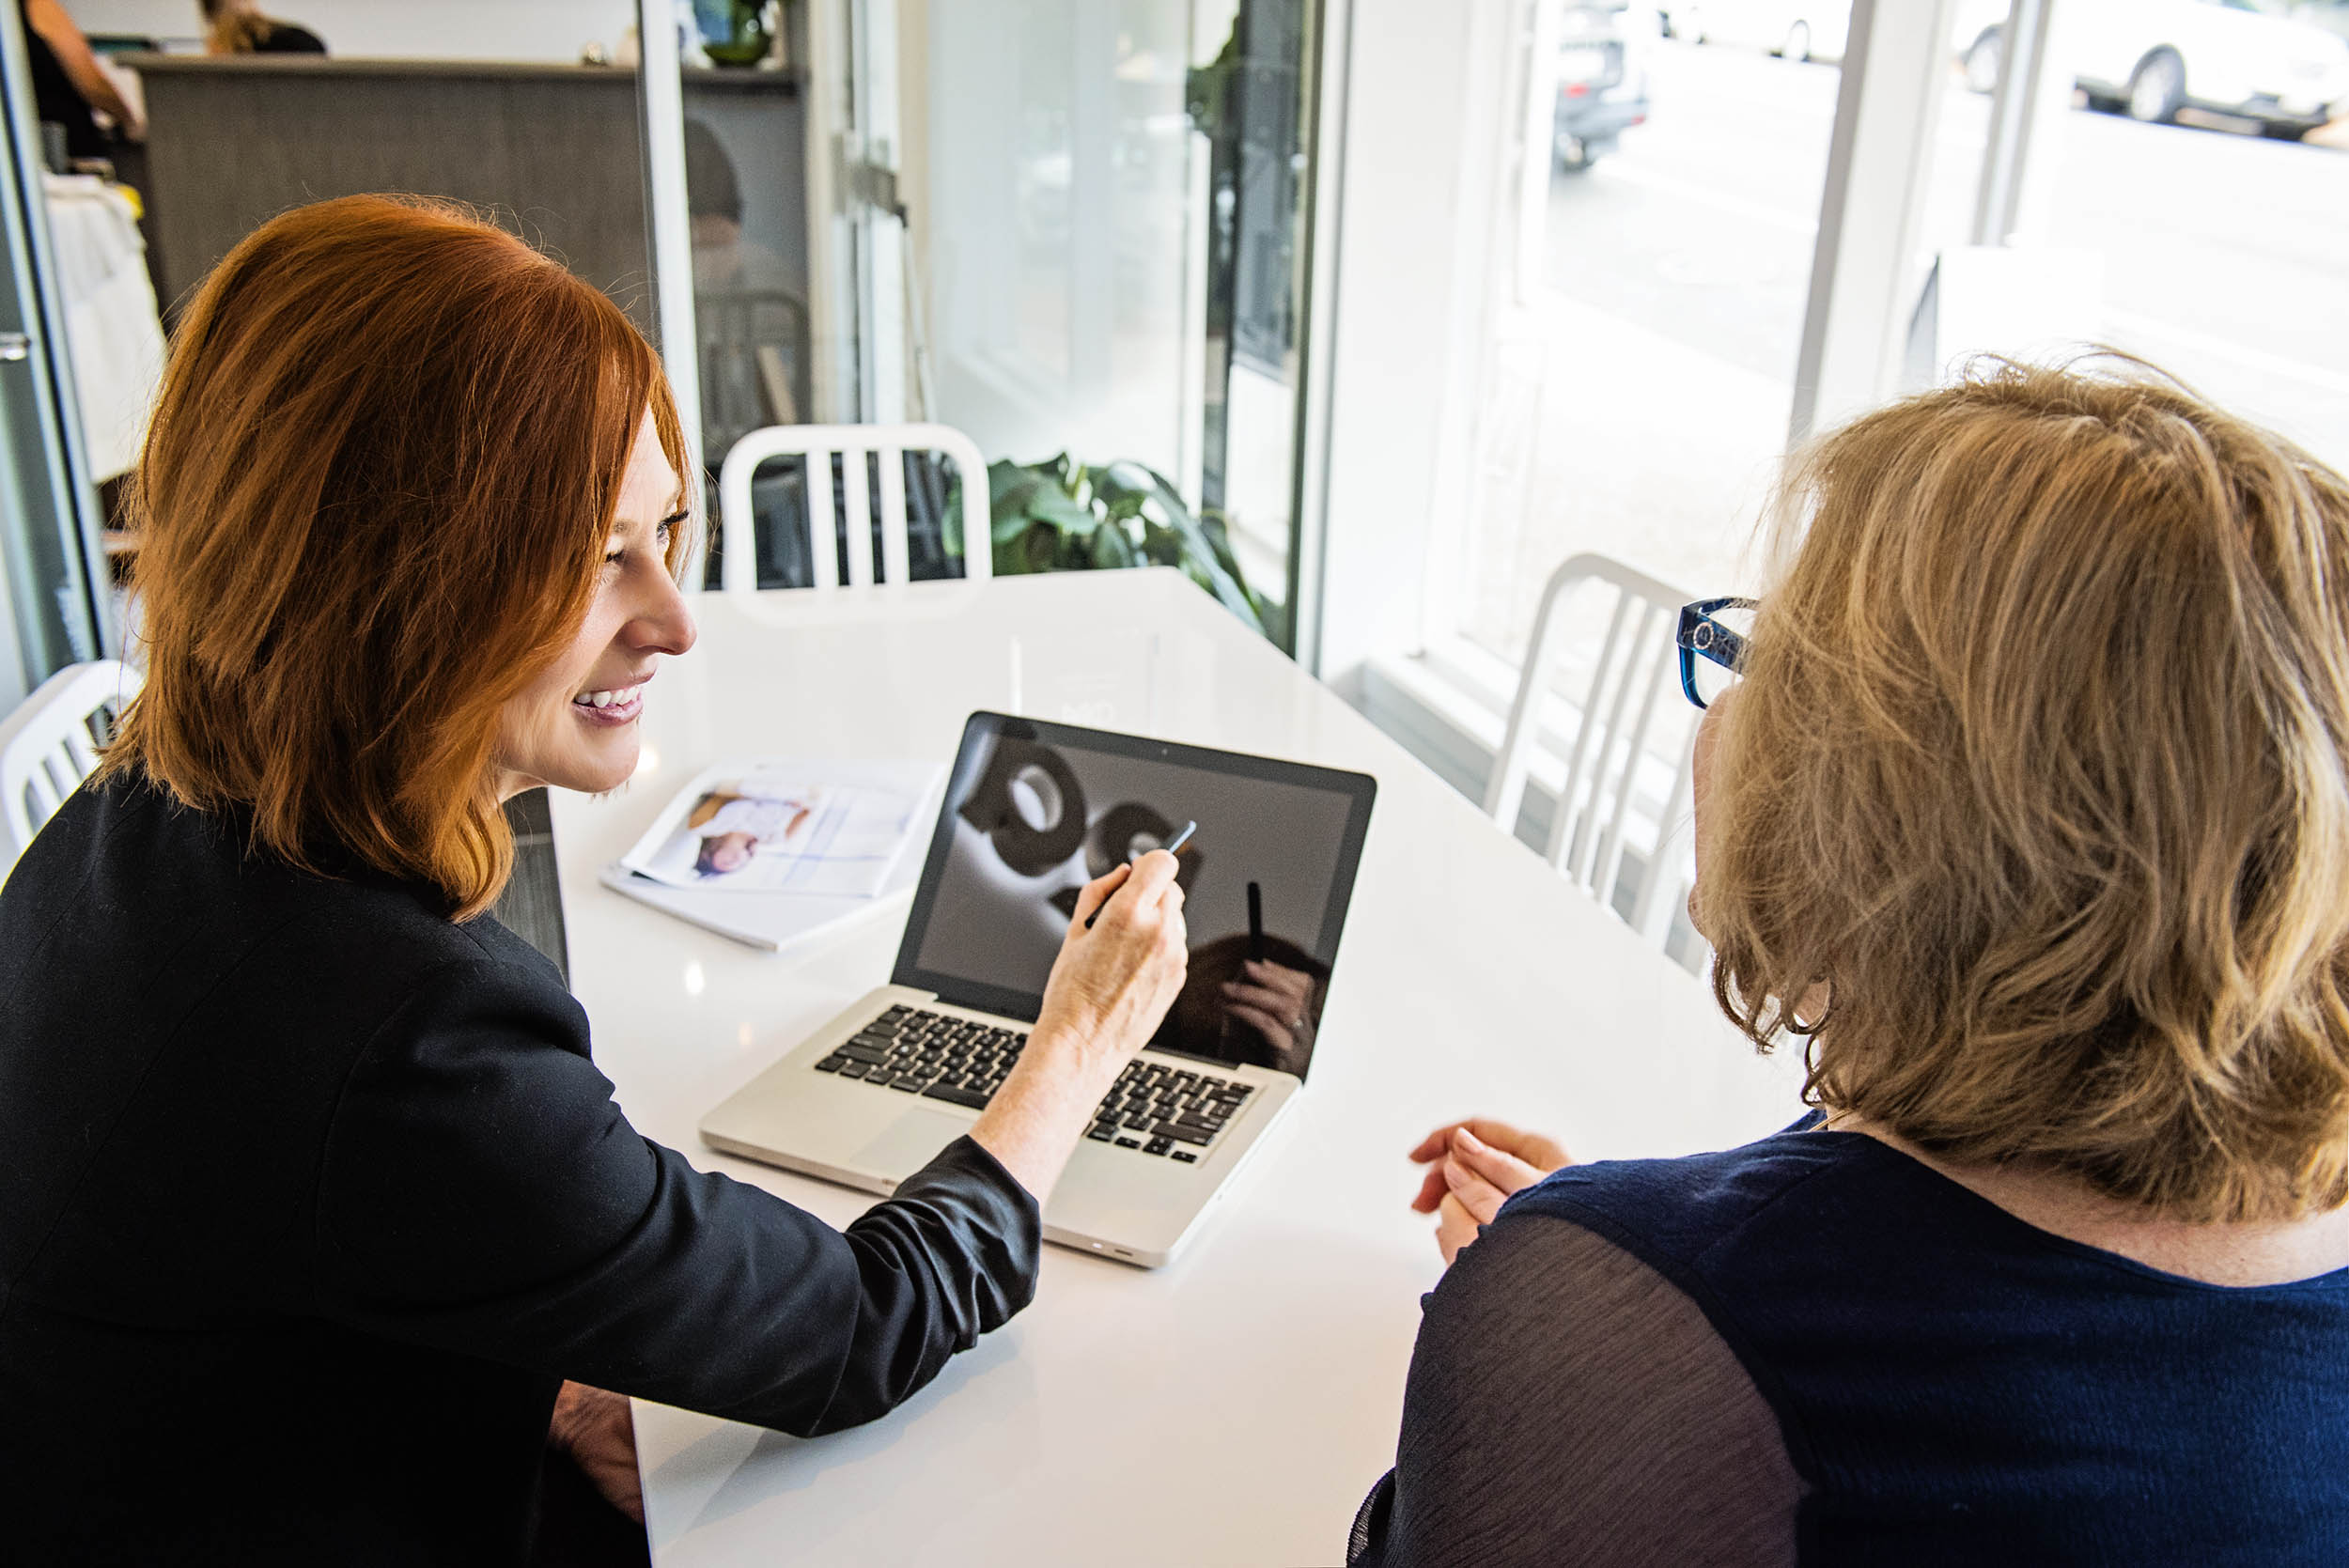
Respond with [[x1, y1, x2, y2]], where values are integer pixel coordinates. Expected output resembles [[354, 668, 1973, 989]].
[[1350, 1212, 1801, 1566], [312, 957, 1039, 1436]]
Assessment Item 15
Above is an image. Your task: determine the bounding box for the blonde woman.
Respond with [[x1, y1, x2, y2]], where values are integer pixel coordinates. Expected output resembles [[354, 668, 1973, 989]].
[[1358, 361, 2349, 1565]]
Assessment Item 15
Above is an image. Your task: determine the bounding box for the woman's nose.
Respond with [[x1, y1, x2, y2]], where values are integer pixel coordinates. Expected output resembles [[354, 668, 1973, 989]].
[[636, 567, 697, 657]]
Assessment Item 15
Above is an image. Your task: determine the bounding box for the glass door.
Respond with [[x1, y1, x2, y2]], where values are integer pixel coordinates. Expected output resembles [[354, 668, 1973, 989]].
[[0, 0, 110, 713]]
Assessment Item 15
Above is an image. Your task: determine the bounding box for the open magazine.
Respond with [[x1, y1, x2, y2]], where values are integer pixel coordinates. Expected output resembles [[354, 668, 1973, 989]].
[[602, 759, 945, 951]]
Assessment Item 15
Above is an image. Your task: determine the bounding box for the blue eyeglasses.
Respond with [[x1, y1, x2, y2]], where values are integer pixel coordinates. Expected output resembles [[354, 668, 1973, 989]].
[[1676, 597, 1756, 710]]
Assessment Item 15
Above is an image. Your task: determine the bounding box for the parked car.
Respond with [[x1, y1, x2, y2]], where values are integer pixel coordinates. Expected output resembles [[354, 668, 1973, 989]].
[[1959, 0, 2349, 140], [1555, 3, 1656, 171], [1676, 0, 1851, 64]]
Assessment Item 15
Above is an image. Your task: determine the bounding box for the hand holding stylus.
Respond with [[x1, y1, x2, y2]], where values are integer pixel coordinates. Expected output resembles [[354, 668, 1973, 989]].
[[969, 850, 1189, 1201]]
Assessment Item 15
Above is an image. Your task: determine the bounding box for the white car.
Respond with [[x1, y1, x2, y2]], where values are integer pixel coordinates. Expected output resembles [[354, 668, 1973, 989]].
[[1673, 1, 1851, 63], [1959, 0, 2349, 140]]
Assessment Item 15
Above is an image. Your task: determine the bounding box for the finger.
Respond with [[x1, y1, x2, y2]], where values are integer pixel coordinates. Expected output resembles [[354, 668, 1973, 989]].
[[1069, 863, 1133, 934], [1220, 980, 1294, 1014], [1223, 1001, 1293, 1051], [1408, 1121, 1470, 1164], [1243, 960, 1312, 998], [1443, 1154, 1509, 1224], [1436, 1191, 1483, 1264], [1451, 1126, 1547, 1196], [1410, 1165, 1450, 1213], [1123, 847, 1183, 905]]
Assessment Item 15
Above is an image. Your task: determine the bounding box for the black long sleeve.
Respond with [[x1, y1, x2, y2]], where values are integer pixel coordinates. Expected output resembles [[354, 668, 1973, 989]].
[[315, 956, 1041, 1436], [0, 777, 1039, 1564]]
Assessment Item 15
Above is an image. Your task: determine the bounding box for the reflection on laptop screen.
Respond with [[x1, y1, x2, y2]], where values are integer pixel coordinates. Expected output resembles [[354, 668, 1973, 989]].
[[901, 718, 1372, 1079]]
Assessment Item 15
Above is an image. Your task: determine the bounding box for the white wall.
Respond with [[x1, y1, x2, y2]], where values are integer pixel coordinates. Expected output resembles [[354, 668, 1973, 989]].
[[67, 0, 636, 61], [1313, 0, 1508, 690]]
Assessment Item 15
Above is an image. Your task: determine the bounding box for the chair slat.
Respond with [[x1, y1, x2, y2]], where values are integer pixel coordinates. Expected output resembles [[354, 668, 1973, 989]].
[[840, 446, 875, 587], [878, 449, 911, 585], [803, 453, 840, 588], [1575, 599, 1664, 888], [1595, 607, 1674, 908], [716, 424, 998, 593], [1547, 588, 1633, 869], [1495, 556, 1702, 958], [1630, 724, 1700, 943], [0, 660, 145, 876]]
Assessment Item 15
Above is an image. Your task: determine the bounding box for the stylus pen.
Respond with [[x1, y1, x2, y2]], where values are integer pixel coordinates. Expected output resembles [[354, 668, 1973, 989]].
[[1087, 821, 1196, 928], [1247, 880, 1265, 963]]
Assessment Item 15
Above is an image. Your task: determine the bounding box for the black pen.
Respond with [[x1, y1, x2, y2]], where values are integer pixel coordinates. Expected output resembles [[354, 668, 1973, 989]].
[[1247, 880, 1265, 963]]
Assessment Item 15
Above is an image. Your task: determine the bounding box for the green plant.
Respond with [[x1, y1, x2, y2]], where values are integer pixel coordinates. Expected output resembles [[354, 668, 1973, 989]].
[[970, 455, 1268, 636]]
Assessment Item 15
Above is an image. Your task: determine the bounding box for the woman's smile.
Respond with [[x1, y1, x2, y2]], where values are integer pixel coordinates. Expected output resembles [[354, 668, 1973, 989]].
[[571, 675, 651, 726]]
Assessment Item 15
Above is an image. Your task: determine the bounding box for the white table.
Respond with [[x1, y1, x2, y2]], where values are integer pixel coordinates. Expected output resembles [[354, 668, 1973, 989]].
[[550, 567, 1805, 1567]]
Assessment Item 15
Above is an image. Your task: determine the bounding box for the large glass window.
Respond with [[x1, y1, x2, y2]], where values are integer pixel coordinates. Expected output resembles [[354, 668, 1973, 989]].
[[1452, 3, 1846, 676], [915, 0, 1321, 646], [1935, 0, 2349, 477]]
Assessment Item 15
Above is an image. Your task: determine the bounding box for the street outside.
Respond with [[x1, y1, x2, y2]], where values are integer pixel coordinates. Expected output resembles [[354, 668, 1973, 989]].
[[1461, 36, 2349, 664]]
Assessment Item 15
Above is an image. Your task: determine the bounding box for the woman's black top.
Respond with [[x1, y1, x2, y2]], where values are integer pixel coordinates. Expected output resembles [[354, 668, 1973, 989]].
[[16, 0, 103, 159], [0, 775, 1041, 1565]]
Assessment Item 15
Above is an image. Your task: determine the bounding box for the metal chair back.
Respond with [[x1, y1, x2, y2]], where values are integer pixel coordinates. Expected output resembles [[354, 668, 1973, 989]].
[[717, 423, 994, 594], [0, 660, 142, 875], [1484, 553, 1700, 948]]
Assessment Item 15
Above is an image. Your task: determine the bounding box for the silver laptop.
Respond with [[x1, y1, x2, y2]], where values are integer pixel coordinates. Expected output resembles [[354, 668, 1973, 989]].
[[700, 712, 1377, 1266]]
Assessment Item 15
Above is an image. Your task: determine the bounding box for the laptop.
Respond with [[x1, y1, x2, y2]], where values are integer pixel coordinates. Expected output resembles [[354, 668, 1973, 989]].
[[699, 711, 1377, 1266]]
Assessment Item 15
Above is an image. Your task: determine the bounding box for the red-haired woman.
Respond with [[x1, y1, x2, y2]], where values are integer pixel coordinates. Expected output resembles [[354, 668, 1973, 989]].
[[0, 194, 1188, 1563]]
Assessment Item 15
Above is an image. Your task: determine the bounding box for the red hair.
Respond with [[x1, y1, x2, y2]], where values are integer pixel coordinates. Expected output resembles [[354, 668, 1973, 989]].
[[104, 194, 690, 918]]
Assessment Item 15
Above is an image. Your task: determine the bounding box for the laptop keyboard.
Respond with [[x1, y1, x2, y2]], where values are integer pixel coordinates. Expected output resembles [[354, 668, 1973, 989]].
[[814, 1003, 1256, 1162]]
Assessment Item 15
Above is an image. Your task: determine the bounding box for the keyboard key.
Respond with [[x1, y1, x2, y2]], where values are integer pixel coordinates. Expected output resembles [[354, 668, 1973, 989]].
[[1123, 1114, 1155, 1132], [1085, 1125, 1116, 1141], [839, 1062, 870, 1079], [1155, 1120, 1215, 1145], [1171, 1150, 1198, 1163], [834, 1043, 889, 1064], [889, 1079, 925, 1093], [922, 1081, 992, 1110], [1114, 1137, 1143, 1149], [815, 1057, 845, 1073], [1143, 1138, 1173, 1157]]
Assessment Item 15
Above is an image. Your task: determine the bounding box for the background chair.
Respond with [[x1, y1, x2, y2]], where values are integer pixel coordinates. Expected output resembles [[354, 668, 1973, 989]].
[[1484, 553, 1703, 957], [717, 423, 994, 594], [0, 660, 142, 875]]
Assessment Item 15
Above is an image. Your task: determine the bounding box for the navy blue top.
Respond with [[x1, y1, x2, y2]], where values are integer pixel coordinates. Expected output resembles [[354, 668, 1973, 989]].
[[1498, 1117, 2349, 1565]]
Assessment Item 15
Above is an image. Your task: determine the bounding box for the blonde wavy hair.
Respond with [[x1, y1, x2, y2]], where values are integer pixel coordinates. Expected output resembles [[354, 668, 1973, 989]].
[[1703, 357, 2349, 1221]]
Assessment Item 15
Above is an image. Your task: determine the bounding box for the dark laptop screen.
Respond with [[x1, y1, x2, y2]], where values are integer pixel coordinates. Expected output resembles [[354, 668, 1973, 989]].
[[894, 714, 1376, 1079]]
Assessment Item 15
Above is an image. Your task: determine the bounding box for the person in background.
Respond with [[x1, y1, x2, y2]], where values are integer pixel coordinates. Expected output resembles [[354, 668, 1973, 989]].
[[17, 0, 143, 158], [199, 0, 323, 54], [1360, 360, 2349, 1566]]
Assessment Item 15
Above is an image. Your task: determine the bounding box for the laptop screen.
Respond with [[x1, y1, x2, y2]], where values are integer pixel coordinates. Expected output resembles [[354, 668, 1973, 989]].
[[893, 714, 1377, 1079]]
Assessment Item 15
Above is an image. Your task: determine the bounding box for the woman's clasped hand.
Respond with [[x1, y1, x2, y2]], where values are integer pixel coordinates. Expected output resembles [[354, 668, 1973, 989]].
[[1406, 1119, 1570, 1265]]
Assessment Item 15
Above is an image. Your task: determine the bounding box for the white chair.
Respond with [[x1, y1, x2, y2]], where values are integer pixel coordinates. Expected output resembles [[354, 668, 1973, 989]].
[[1484, 553, 1701, 951], [0, 659, 143, 872], [717, 423, 994, 594]]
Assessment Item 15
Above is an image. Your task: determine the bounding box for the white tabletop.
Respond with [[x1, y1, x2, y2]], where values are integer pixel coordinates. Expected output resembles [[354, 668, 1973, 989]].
[[550, 567, 1805, 1567]]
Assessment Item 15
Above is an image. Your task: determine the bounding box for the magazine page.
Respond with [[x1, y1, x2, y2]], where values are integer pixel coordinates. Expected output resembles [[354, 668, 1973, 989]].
[[618, 760, 941, 898]]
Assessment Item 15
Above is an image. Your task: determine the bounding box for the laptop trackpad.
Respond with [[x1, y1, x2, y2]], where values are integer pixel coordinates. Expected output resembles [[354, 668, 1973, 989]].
[[852, 1110, 970, 1182]]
